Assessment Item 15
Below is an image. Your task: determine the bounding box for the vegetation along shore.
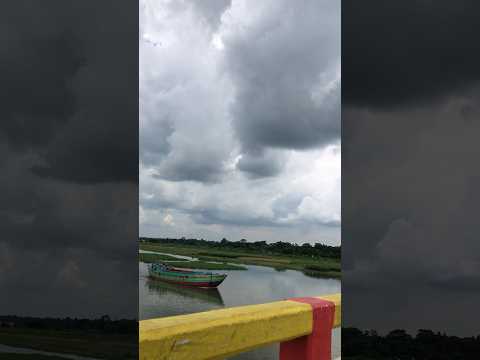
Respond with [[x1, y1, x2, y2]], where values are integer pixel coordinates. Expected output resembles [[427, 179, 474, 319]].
[[343, 327, 480, 359], [0, 316, 137, 360], [139, 237, 340, 278]]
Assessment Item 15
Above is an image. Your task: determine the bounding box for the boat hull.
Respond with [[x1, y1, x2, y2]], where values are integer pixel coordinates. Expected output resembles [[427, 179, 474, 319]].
[[148, 265, 227, 288]]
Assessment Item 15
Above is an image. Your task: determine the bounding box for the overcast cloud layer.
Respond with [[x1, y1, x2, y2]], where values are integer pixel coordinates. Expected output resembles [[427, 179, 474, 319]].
[[140, 0, 341, 245], [343, 0, 480, 336], [1, 1, 138, 318]]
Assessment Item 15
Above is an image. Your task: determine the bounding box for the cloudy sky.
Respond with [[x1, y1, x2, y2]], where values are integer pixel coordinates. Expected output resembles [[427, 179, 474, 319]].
[[343, 0, 480, 336], [1, 1, 138, 319], [139, 0, 341, 246]]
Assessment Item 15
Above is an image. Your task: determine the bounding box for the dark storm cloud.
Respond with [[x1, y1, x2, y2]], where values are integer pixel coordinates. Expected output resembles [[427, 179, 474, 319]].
[[216, 0, 340, 178], [236, 150, 285, 178], [343, 0, 480, 108], [1, 243, 138, 318], [343, 95, 480, 337], [225, 0, 340, 152], [154, 154, 226, 183], [0, 6, 81, 150], [1, 1, 137, 184], [0, 1, 137, 318], [140, 119, 173, 167], [343, 0, 480, 336], [191, 208, 279, 228]]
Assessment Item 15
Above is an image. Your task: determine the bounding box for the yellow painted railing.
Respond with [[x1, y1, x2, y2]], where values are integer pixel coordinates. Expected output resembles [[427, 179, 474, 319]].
[[139, 293, 340, 360]]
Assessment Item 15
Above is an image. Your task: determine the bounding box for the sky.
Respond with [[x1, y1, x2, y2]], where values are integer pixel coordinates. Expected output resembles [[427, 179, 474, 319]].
[[342, 0, 480, 336], [4, 0, 477, 338], [139, 0, 341, 246], [0, 1, 138, 319]]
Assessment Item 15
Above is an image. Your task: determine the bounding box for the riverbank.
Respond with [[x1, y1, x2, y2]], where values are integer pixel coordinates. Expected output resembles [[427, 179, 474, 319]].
[[139, 242, 340, 278]]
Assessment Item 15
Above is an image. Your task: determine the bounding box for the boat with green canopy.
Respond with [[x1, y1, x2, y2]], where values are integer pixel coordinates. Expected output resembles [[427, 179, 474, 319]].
[[148, 263, 227, 288]]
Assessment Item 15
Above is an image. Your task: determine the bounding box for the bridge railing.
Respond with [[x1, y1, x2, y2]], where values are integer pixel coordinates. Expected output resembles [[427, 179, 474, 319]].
[[139, 293, 341, 360]]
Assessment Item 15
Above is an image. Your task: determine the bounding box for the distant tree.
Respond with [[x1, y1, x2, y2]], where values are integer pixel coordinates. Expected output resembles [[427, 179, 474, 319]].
[[343, 326, 480, 360], [139, 237, 340, 259]]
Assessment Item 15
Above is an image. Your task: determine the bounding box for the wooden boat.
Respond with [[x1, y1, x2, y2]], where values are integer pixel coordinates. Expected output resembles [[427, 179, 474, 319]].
[[148, 263, 227, 288]]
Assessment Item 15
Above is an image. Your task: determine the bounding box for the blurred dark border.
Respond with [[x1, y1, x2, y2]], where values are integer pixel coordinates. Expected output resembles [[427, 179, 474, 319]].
[[0, 1, 138, 358], [343, 0, 480, 357]]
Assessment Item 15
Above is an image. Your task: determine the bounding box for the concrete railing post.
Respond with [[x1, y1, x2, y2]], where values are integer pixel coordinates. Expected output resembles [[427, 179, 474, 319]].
[[279, 297, 336, 360]]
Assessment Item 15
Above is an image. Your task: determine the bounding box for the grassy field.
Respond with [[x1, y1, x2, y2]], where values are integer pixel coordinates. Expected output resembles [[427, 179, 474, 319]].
[[0, 328, 137, 360], [138, 252, 182, 262], [140, 242, 340, 278]]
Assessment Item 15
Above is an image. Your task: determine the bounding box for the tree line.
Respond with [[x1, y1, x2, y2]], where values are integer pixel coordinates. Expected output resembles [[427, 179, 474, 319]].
[[140, 237, 340, 259], [343, 327, 480, 359], [0, 315, 137, 334]]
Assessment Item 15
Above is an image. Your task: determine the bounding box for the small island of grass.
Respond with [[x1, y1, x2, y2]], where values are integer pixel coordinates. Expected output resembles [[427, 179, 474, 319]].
[[138, 252, 181, 262], [139, 252, 247, 270]]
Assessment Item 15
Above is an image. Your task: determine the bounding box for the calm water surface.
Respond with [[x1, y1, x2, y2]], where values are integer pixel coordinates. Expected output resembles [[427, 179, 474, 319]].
[[139, 259, 341, 359]]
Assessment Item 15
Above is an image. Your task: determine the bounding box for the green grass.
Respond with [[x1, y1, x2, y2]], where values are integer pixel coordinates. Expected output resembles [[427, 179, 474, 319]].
[[304, 264, 341, 272], [197, 251, 245, 258], [139, 242, 340, 278], [303, 270, 341, 279], [139, 253, 246, 270], [140, 243, 185, 254], [165, 260, 246, 271], [0, 328, 137, 360], [138, 252, 181, 263]]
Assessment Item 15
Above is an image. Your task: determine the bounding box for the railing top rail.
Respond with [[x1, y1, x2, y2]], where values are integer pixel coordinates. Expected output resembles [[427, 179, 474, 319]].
[[139, 293, 341, 360]]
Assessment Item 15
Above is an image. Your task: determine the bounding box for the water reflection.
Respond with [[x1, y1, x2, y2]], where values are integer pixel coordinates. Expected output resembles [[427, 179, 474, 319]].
[[146, 278, 225, 306]]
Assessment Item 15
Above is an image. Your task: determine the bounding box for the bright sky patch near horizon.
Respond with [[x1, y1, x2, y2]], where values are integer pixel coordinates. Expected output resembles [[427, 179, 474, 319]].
[[139, 0, 340, 245]]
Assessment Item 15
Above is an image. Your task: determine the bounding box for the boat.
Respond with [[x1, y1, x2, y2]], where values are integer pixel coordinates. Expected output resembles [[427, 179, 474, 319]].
[[148, 263, 227, 288]]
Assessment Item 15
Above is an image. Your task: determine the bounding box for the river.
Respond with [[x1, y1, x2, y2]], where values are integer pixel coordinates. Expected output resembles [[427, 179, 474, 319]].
[[139, 256, 341, 359]]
